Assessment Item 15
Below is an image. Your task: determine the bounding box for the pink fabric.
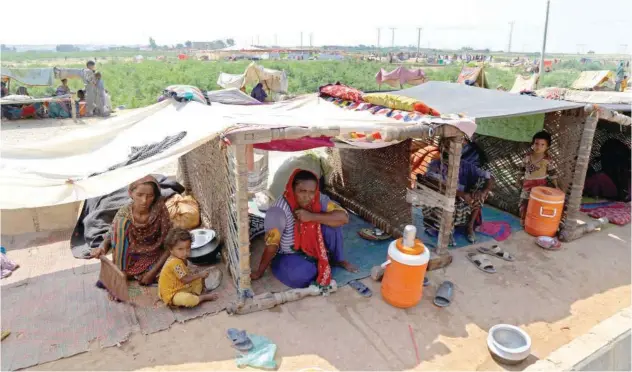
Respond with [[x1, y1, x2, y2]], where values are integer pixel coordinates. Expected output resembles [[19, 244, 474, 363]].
[[581, 202, 631, 225], [254, 136, 334, 152], [476, 221, 512, 241], [376, 67, 426, 87]]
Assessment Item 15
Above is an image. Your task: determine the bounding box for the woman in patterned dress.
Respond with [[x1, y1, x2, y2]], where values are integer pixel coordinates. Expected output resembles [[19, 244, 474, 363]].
[[90, 175, 172, 286]]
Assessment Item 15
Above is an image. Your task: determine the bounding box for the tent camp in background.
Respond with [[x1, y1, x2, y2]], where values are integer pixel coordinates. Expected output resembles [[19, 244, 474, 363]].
[[510, 74, 539, 93], [216, 62, 288, 101], [456, 66, 488, 88], [571, 70, 615, 91], [375, 66, 426, 90]]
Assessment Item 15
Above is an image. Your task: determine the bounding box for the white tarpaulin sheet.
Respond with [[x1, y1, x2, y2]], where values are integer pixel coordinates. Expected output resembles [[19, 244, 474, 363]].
[[217, 72, 245, 90], [1, 67, 55, 86], [1, 95, 467, 209]]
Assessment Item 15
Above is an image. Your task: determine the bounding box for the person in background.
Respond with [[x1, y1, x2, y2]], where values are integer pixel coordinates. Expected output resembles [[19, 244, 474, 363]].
[[83, 60, 97, 116], [76, 89, 85, 102], [94, 71, 110, 116], [1, 82, 7, 97], [158, 228, 219, 308], [16, 86, 29, 96], [615, 61, 625, 92], [56, 79, 70, 96]]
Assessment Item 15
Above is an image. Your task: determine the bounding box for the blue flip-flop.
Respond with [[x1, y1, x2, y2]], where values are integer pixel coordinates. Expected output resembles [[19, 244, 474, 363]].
[[349, 280, 372, 297], [424, 277, 430, 287], [227, 328, 253, 351]]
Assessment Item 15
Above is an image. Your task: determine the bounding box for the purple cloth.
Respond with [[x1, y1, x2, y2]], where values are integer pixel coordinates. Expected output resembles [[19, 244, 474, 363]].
[[476, 221, 511, 241], [271, 225, 344, 288]]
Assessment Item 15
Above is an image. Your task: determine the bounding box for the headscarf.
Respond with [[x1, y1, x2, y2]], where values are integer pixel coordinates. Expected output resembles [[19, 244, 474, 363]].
[[284, 169, 331, 287], [126, 175, 171, 256]]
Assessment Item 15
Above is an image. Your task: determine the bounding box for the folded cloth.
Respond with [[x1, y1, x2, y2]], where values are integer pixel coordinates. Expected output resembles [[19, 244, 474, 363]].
[[319, 82, 364, 102]]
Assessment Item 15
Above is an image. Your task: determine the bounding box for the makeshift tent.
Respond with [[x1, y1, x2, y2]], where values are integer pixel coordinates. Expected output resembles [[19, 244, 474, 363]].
[[217, 62, 288, 95], [456, 66, 488, 88], [571, 70, 615, 90], [395, 81, 602, 223], [1, 92, 475, 310], [536, 87, 632, 114], [510, 74, 539, 93], [375, 66, 426, 89]]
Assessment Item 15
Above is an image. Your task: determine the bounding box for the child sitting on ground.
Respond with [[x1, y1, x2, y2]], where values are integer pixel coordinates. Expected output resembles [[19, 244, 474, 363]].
[[518, 130, 559, 226], [158, 228, 218, 307]]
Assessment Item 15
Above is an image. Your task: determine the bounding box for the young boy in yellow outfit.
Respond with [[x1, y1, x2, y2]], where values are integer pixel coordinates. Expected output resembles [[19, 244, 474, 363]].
[[159, 228, 218, 307]]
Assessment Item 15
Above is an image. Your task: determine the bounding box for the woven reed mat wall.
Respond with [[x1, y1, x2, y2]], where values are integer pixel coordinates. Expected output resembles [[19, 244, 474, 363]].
[[474, 110, 586, 215], [326, 140, 413, 236], [179, 137, 242, 291]]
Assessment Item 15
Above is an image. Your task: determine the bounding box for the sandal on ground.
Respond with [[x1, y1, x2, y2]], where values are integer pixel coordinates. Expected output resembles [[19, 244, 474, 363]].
[[467, 253, 496, 274], [227, 328, 253, 351], [423, 277, 430, 287], [349, 279, 372, 297], [477, 245, 515, 262], [536, 236, 562, 251], [466, 231, 477, 243], [358, 228, 391, 241], [434, 281, 454, 307]]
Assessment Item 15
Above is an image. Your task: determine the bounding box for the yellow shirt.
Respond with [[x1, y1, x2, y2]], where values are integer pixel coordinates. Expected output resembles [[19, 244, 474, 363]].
[[158, 256, 190, 304]]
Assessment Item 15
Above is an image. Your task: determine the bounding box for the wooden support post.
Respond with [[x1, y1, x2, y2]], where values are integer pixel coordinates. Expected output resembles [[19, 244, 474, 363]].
[[232, 144, 253, 297], [434, 135, 462, 268], [564, 113, 598, 228], [71, 93, 77, 121]]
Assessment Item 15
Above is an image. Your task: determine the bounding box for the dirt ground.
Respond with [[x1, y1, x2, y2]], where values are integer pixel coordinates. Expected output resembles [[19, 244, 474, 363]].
[[7, 223, 626, 371]]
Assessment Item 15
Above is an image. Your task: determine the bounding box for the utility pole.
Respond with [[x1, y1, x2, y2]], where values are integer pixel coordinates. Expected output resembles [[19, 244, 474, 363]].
[[416, 27, 422, 62], [537, 0, 551, 88], [377, 28, 381, 54], [309, 33, 313, 48], [274, 34, 278, 46], [390, 27, 396, 49], [507, 21, 515, 53], [300, 31, 303, 50], [257, 35, 260, 45]]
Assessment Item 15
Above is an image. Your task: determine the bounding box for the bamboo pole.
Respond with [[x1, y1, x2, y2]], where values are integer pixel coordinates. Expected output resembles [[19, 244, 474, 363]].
[[564, 111, 598, 227], [232, 144, 253, 297], [437, 136, 462, 256]]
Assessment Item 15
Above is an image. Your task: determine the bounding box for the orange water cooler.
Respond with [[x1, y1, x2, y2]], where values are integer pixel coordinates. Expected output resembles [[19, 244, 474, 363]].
[[525, 186, 565, 237], [380, 225, 430, 308]]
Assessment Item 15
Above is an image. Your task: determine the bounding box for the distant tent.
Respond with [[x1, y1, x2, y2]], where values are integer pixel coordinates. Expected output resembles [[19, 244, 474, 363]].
[[510, 74, 539, 93], [571, 71, 615, 91], [219, 44, 263, 52], [375, 66, 426, 89], [457, 66, 489, 88], [216, 62, 288, 97]]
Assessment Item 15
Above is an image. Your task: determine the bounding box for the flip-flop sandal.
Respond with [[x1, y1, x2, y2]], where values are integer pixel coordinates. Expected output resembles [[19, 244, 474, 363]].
[[423, 277, 430, 287], [434, 281, 454, 307], [467, 231, 477, 243], [477, 245, 515, 262], [467, 253, 496, 274], [227, 328, 253, 351], [358, 228, 391, 241], [536, 236, 562, 251], [348, 280, 372, 297]]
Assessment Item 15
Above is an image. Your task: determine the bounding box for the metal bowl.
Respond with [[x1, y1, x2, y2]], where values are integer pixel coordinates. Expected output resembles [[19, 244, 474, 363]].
[[190, 229, 216, 249], [487, 324, 531, 365]]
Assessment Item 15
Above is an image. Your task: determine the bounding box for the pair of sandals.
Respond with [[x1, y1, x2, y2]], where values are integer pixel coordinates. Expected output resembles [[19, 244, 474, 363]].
[[466, 245, 515, 274], [227, 328, 253, 352]]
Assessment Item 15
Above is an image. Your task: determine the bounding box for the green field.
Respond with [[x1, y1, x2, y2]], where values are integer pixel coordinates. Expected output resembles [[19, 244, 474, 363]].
[[1, 56, 621, 109]]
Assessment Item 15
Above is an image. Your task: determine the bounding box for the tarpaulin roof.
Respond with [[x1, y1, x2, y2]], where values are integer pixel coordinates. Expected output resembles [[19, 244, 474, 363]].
[[395, 81, 583, 119], [1, 67, 55, 86]]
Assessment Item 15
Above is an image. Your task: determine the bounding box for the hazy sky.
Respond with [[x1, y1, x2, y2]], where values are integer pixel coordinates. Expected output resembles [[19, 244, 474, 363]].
[[2, 0, 630, 53]]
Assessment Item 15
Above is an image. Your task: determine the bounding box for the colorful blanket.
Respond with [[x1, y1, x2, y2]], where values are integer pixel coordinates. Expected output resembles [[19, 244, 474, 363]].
[[580, 202, 631, 225]]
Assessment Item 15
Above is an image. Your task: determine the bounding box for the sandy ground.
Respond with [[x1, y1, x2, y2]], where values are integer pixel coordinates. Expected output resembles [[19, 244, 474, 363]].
[[4, 223, 626, 371], [3, 113, 631, 371]]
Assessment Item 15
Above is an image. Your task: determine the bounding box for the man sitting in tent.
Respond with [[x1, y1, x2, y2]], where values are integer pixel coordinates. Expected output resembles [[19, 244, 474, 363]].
[[419, 139, 495, 244]]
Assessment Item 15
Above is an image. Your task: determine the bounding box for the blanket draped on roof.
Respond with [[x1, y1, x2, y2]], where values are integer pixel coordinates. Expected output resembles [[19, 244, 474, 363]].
[[375, 66, 426, 88]]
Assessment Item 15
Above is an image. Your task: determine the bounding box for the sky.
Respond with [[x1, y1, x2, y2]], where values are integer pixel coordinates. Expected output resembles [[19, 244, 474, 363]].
[[2, 0, 630, 54]]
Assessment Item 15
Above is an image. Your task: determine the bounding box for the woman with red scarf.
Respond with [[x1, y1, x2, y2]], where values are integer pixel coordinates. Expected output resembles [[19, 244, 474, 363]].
[[251, 169, 357, 288]]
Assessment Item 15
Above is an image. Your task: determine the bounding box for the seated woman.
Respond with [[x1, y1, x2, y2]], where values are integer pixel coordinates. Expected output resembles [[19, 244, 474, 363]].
[[90, 175, 172, 286], [420, 140, 495, 244], [251, 169, 357, 288]]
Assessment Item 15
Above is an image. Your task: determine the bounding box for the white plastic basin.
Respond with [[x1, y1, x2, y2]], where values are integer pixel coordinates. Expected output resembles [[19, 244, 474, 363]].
[[487, 324, 532, 365]]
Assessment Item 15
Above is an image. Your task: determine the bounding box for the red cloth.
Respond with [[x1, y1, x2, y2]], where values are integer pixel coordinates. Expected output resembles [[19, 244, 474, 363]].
[[319, 83, 364, 102], [254, 136, 333, 151], [284, 169, 332, 286], [581, 202, 631, 225]]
